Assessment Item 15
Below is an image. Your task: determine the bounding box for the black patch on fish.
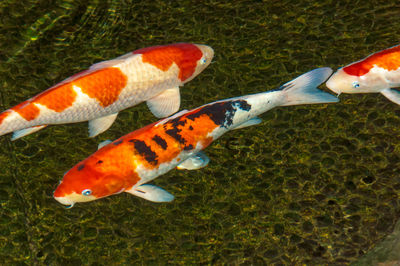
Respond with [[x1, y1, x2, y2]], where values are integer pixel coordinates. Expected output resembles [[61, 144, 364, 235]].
[[238, 100, 251, 111], [77, 164, 85, 171], [164, 117, 188, 145], [186, 100, 251, 128], [169, 117, 187, 128], [184, 144, 194, 151], [96, 160, 103, 164], [189, 125, 193, 130], [113, 140, 123, 145], [131, 139, 158, 165], [164, 122, 193, 150], [152, 135, 168, 150], [165, 127, 186, 145]]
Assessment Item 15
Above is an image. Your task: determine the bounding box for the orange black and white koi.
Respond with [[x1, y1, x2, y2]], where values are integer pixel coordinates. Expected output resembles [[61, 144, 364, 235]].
[[326, 44, 400, 104], [54, 68, 338, 207], [0, 43, 214, 140]]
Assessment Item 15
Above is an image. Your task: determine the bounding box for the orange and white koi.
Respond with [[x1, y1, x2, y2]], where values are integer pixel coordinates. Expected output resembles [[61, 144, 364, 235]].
[[0, 43, 214, 140], [326, 44, 400, 104], [53, 68, 338, 207]]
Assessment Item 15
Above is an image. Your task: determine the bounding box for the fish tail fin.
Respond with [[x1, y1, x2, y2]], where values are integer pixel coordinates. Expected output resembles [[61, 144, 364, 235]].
[[280, 67, 339, 106]]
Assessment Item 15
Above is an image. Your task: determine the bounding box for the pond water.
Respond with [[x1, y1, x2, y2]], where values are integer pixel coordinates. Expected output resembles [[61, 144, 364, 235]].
[[1, 0, 400, 264]]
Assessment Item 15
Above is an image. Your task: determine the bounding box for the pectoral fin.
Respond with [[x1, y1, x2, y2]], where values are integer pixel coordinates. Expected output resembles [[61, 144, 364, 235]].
[[232, 117, 262, 130], [126, 184, 174, 202], [11, 125, 47, 141], [147, 87, 181, 118], [89, 58, 128, 70], [88, 113, 118, 137], [381, 88, 400, 105], [155, 109, 189, 126], [177, 151, 210, 170]]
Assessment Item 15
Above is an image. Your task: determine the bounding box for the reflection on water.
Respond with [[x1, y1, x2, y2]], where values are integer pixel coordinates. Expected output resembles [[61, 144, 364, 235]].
[[1, 0, 400, 264]]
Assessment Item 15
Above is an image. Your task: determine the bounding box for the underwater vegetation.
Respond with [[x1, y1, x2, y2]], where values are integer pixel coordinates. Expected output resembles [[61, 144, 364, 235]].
[[1, 0, 400, 264]]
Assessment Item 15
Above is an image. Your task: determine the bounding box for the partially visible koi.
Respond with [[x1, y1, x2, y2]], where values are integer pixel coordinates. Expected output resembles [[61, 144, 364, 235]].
[[326, 44, 400, 104]]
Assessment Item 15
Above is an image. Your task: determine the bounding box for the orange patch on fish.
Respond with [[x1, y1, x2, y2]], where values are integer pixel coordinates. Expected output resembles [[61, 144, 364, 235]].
[[116, 110, 219, 170], [133, 43, 203, 81], [12, 101, 40, 121], [34, 83, 77, 112], [10, 66, 126, 118], [344, 45, 400, 76], [124, 128, 182, 170], [34, 67, 126, 111], [178, 112, 218, 149], [75, 67, 128, 107], [0, 111, 10, 124]]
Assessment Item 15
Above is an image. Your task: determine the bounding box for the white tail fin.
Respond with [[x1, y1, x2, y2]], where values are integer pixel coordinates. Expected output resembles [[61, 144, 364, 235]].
[[280, 67, 339, 106]]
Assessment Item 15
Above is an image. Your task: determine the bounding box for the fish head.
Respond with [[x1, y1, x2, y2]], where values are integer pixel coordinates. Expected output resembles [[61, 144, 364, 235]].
[[53, 156, 129, 207], [184, 44, 214, 82], [326, 67, 388, 94]]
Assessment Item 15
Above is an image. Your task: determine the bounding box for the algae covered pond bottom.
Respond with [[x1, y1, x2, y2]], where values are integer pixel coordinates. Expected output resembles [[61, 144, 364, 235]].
[[1, 0, 400, 264]]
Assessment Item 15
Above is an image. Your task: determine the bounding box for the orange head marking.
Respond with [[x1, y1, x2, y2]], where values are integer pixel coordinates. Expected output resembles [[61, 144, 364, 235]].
[[343, 45, 400, 76], [326, 45, 400, 95], [326, 67, 388, 94], [54, 143, 140, 207], [133, 43, 214, 82]]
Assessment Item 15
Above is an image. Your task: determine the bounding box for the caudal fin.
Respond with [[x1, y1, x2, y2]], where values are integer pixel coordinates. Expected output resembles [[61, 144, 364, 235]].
[[280, 67, 339, 106]]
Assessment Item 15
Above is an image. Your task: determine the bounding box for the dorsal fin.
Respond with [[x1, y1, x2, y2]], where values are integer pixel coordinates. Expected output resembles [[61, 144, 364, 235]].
[[154, 109, 189, 127]]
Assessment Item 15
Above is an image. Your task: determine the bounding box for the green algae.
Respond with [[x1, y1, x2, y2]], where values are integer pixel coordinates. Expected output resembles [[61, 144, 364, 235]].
[[1, 0, 400, 264]]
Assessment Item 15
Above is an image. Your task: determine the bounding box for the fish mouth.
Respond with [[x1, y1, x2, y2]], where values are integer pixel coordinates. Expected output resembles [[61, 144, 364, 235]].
[[54, 196, 75, 208], [325, 77, 341, 95], [196, 44, 214, 62]]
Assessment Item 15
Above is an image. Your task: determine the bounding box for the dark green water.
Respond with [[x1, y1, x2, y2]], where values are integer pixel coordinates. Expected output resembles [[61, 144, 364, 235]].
[[1, 0, 400, 264]]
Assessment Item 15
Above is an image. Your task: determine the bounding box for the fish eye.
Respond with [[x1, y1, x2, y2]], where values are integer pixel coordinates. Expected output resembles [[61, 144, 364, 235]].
[[82, 189, 92, 196], [352, 81, 360, 88], [200, 58, 207, 64]]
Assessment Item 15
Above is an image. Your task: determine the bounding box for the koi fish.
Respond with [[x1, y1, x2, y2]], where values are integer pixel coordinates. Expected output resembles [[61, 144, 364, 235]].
[[53, 67, 338, 207], [326, 44, 400, 104], [0, 43, 214, 140]]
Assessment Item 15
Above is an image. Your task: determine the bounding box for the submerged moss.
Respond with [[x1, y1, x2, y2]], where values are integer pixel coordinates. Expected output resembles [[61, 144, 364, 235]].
[[1, 0, 400, 264]]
